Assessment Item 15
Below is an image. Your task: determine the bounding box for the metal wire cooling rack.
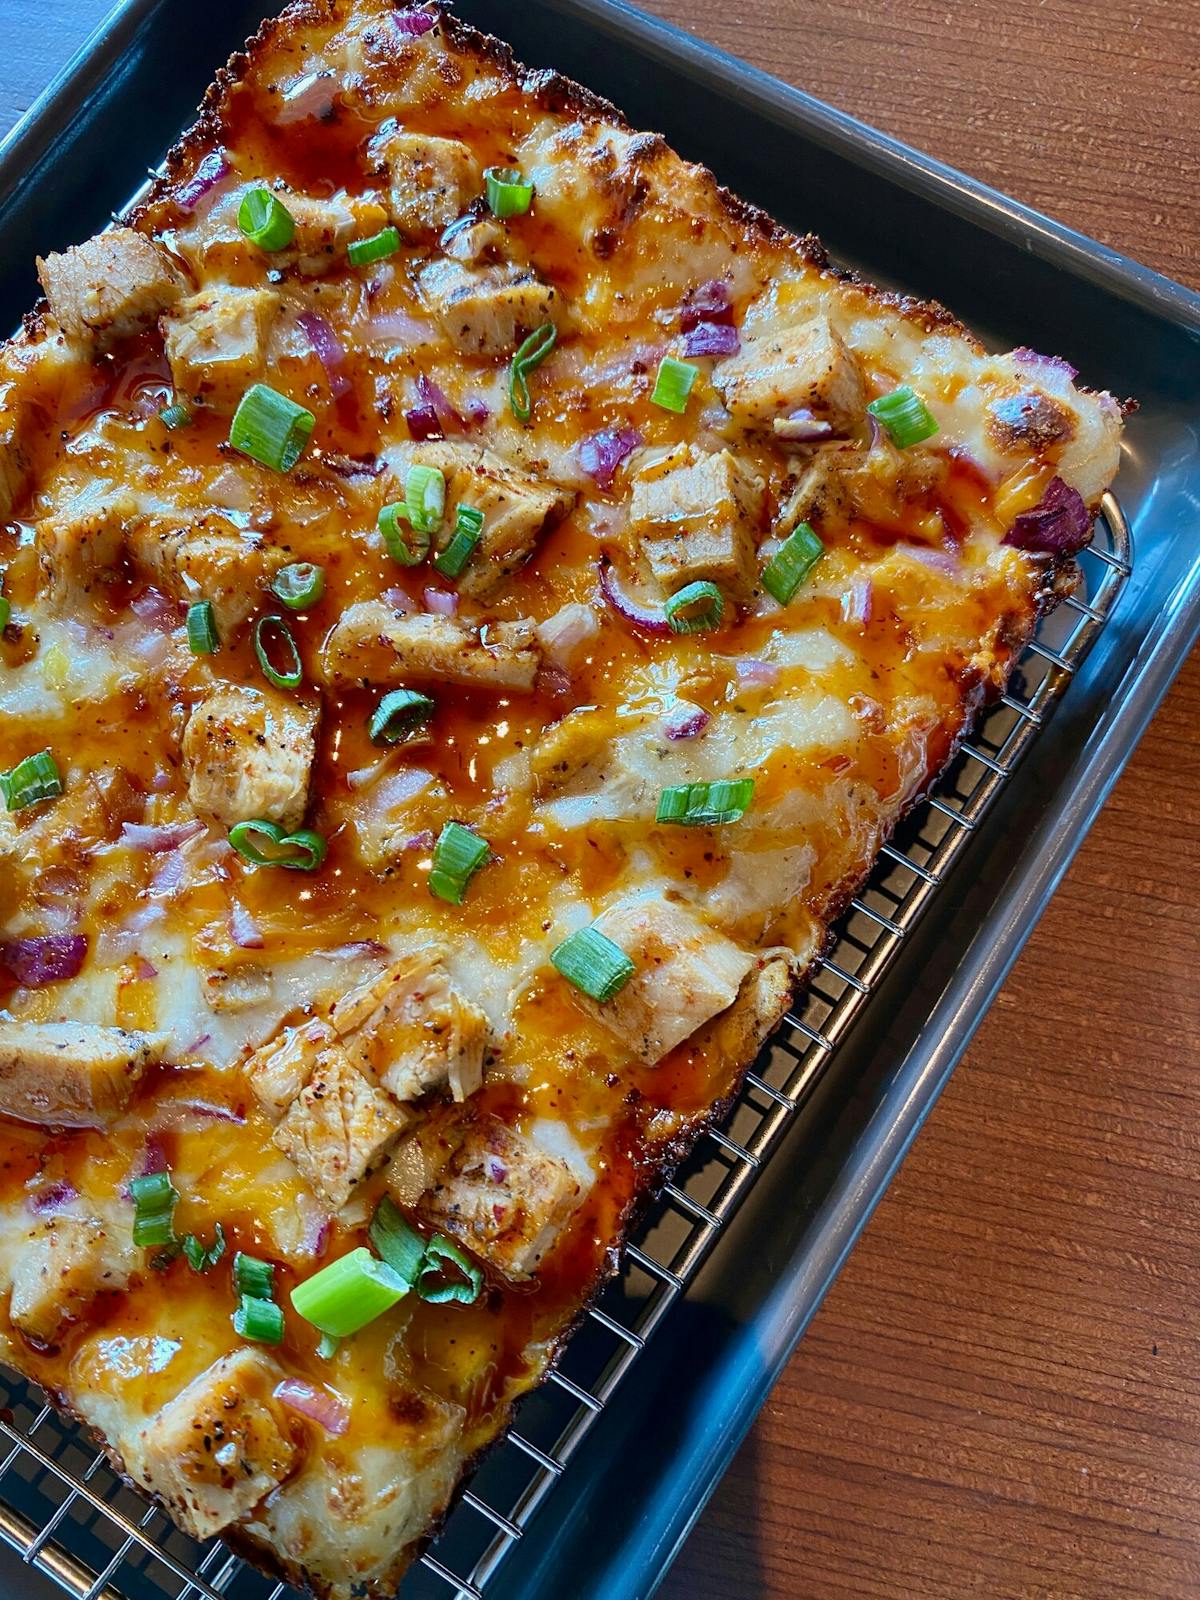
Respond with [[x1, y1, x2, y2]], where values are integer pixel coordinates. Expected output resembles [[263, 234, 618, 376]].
[[0, 490, 1132, 1600]]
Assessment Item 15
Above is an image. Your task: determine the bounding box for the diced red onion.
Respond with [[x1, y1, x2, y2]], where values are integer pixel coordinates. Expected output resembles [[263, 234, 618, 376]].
[[274, 1378, 350, 1436], [736, 658, 780, 687], [28, 1180, 78, 1215], [1012, 346, 1078, 383], [297, 312, 351, 399], [901, 543, 961, 578], [1002, 476, 1092, 558], [416, 373, 462, 431], [680, 280, 733, 331], [138, 1134, 170, 1177], [120, 819, 204, 853], [156, 1098, 247, 1127], [276, 71, 336, 125], [368, 310, 435, 346], [229, 899, 265, 950], [131, 956, 158, 981], [423, 586, 458, 616], [393, 6, 437, 36], [130, 587, 178, 629], [462, 395, 489, 425], [775, 407, 833, 442], [535, 662, 573, 698], [598, 556, 671, 636], [841, 576, 874, 626], [577, 427, 641, 492], [150, 850, 188, 898], [402, 829, 436, 852], [184, 1033, 212, 1055], [404, 403, 443, 441], [662, 703, 711, 740], [484, 1153, 509, 1184], [175, 150, 231, 214], [381, 586, 414, 614], [300, 1208, 333, 1258], [538, 603, 599, 666], [0, 935, 88, 987], [683, 321, 739, 359]]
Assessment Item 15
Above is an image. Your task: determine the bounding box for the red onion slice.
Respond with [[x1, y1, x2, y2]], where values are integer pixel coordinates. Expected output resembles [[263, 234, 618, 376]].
[[841, 576, 874, 626], [577, 427, 641, 492], [680, 279, 733, 331], [274, 1378, 350, 1436], [404, 403, 443, 441], [120, 819, 204, 853], [774, 407, 834, 442], [598, 557, 671, 636], [393, 6, 437, 36], [297, 311, 351, 399], [0, 935, 88, 987], [1002, 476, 1092, 558], [175, 150, 231, 213], [736, 658, 780, 687], [901, 543, 961, 578], [28, 1180, 78, 1215], [682, 321, 739, 359], [423, 586, 458, 616], [276, 71, 336, 125], [130, 587, 178, 629], [662, 703, 711, 740], [416, 373, 462, 431], [229, 899, 265, 950], [1012, 346, 1078, 383]]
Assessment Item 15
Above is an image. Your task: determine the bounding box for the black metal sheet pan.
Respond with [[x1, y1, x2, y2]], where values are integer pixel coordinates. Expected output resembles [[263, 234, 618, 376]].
[[0, 2, 1196, 1597]]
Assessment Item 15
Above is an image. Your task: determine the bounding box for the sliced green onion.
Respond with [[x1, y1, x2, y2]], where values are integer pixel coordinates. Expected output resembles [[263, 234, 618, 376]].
[[656, 778, 755, 827], [551, 925, 634, 1003], [348, 226, 401, 266], [0, 595, 8, 632], [130, 1170, 179, 1249], [509, 321, 557, 423], [0, 750, 63, 813], [228, 818, 327, 872], [316, 1332, 341, 1360], [417, 1234, 483, 1305], [405, 464, 446, 535], [233, 1293, 285, 1344], [369, 1197, 427, 1287], [429, 820, 489, 905], [158, 401, 193, 431], [432, 504, 483, 580], [484, 166, 534, 219], [762, 521, 825, 606], [237, 187, 296, 252], [867, 384, 939, 448], [253, 613, 303, 690], [186, 600, 218, 654], [233, 1252, 276, 1300], [368, 688, 436, 745], [271, 562, 325, 610], [650, 356, 698, 413], [664, 580, 723, 635], [182, 1223, 226, 1274], [229, 383, 315, 472], [290, 1247, 409, 1337], [379, 501, 429, 566]]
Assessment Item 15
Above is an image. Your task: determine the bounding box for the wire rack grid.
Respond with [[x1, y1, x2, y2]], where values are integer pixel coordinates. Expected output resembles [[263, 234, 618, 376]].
[[0, 490, 1132, 1600]]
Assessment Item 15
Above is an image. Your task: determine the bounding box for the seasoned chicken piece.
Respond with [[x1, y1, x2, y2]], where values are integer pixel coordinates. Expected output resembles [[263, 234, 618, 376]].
[[441, 211, 506, 262], [34, 485, 140, 605], [36, 228, 182, 351], [0, 1020, 168, 1128], [9, 1216, 132, 1343], [182, 684, 319, 833], [245, 1017, 336, 1117], [629, 448, 764, 604], [0, 388, 31, 521], [322, 603, 540, 693], [412, 1116, 583, 1281], [572, 897, 755, 1065], [164, 286, 280, 412], [131, 514, 286, 633], [272, 1050, 411, 1209], [330, 948, 489, 1104], [370, 129, 480, 237], [714, 314, 865, 438], [202, 963, 273, 1013], [418, 258, 560, 356], [282, 191, 389, 275], [126, 1349, 297, 1541]]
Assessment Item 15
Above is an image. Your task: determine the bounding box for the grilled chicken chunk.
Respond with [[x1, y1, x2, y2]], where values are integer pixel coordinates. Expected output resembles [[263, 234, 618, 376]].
[[418, 258, 560, 356], [164, 286, 280, 412], [0, 1020, 169, 1128], [629, 447, 764, 603], [322, 603, 540, 692], [245, 1017, 336, 1118], [130, 513, 286, 633], [9, 1216, 133, 1343], [34, 485, 139, 605], [371, 129, 480, 237], [406, 1116, 584, 1281], [272, 1050, 411, 1209], [182, 684, 319, 833], [0, 399, 31, 521], [572, 897, 755, 1065], [280, 191, 389, 275], [36, 228, 182, 351], [127, 1349, 298, 1541], [714, 314, 865, 438]]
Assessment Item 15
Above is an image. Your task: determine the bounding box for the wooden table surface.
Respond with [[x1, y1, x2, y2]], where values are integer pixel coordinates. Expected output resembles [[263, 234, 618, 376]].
[[3, 4, 1197, 1598]]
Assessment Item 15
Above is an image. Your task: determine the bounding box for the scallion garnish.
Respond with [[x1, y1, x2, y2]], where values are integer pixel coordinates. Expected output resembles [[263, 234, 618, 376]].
[[182, 1223, 226, 1274], [650, 356, 698, 413], [316, 1332, 341, 1360], [867, 384, 939, 448], [0, 750, 63, 813], [405, 464, 446, 535], [484, 166, 534, 218], [347, 226, 401, 266], [656, 778, 755, 827], [253, 613, 303, 690], [130, 1170, 179, 1249], [271, 562, 325, 610], [369, 1197, 427, 1287], [429, 820, 489, 905], [509, 321, 556, 423], [229, 818, 327, 872], [237, 186, 296, 252], [186, 599, 218, 654], [378, 502, 428, 566], [368, 688, 436, 745], [551, 925, 635, 1003], [158, 400, 193, 431], [432, 504, 483, 580], [762, 521, 825, 605], [664, 580, 723, 635], [233, 1294, 285, 1344], [233, 1251, 276, 1299], [229, 383, 315, 472], [417, 1234, 483, 1305], [0, 573, 9, 633], [290, 1247, 409, 1337]]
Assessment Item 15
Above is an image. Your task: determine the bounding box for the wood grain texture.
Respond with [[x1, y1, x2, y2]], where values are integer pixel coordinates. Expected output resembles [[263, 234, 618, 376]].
[[0, 5, 1195, 1599]]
